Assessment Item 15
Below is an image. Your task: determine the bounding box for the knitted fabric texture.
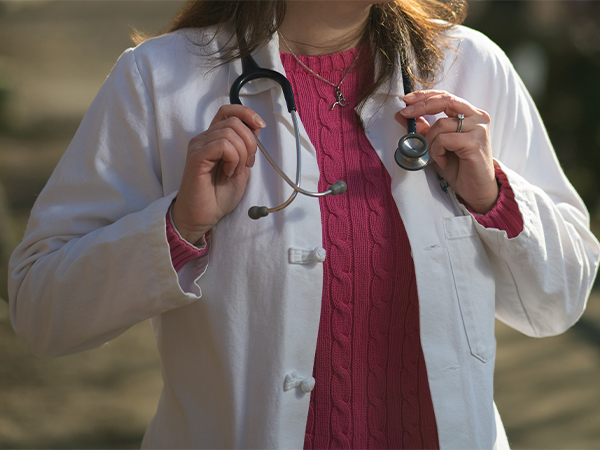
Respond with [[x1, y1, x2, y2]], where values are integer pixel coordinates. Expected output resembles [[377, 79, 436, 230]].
[[166, 205, 209, 272], [465, 166, 524, 238], [281, 48, 439, 450]]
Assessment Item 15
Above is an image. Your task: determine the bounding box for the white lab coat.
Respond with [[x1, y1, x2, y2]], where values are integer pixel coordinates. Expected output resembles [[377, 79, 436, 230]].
[[8, 25, 600, 449]]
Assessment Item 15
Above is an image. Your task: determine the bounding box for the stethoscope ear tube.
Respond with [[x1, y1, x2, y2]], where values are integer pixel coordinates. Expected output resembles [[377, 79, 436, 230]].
[[246, 123, 348, 220], [230, 54, 296, 113]]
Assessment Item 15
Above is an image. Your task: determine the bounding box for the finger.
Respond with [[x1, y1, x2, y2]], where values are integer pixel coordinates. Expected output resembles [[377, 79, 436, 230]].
[[394, 111, 431, 136], [425, 115, 469, 143], [428, 115, 491, 145], [428, 132, 485, 170], [199, 138, 241, 178], [191, 115, 260, 172], [206, 116, 259, 167], [211, 104, 266, 131], [428, 136, 449, 170], [400, 90, 478, 119], [200, 127, 250, 176]]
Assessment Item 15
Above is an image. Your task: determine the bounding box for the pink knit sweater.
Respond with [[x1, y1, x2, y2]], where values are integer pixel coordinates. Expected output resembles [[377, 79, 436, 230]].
[[282, 48, 439, 450], [167, 46, 523, 450]]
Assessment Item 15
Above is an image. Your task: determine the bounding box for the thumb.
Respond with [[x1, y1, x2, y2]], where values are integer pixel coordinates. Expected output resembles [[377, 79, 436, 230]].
[[394, 112, 431, 136]]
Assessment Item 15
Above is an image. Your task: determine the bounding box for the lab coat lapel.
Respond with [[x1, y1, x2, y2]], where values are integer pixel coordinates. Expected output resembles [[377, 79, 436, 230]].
[[360, 84, 473, 449], [360, 93, 444, 252], [359, 63, 447, 253]]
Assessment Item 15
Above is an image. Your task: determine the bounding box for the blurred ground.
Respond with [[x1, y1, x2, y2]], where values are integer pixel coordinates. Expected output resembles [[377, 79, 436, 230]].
[[0, 304, 162, 449], [495, 297, 600, 449], [0, 1, 599, 449]]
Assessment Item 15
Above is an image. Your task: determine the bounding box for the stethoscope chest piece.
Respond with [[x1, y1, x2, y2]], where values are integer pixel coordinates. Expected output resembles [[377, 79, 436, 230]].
[[395, 132, 430, 171], [394, 62, 430, 172]]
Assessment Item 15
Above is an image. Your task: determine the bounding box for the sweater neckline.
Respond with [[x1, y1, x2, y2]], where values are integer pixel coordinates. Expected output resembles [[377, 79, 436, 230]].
[[279, 46, 364, 75]]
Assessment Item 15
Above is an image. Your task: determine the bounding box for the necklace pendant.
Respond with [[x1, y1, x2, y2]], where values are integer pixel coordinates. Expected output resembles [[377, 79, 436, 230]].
[[330, 89, 349, 111]]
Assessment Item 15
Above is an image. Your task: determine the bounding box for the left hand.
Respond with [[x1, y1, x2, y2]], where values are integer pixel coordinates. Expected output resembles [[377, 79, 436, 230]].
[[395, 90, 498, 214]]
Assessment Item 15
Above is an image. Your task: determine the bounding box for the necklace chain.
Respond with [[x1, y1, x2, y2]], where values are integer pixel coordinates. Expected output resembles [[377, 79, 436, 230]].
[[279, 33, 363, 110]]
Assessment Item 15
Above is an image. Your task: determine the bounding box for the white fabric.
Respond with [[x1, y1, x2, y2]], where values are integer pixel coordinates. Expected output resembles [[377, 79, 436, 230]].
[[8, 25, 599, 449]]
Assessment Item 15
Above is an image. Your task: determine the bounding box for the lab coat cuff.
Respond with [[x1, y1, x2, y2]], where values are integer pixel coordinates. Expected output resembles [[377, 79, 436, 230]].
[[453, 161, 529, 255], [166, 202, 209, 271], [464, 165, 524, 239], [149, 192, 206, 300]]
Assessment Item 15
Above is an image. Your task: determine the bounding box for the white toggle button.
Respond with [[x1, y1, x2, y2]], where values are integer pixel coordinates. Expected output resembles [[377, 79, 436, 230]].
[[313, 247, 326, 263], [301, 377, 316, 393], [284, 371, 316, 393], [288, 247, 326, 265]]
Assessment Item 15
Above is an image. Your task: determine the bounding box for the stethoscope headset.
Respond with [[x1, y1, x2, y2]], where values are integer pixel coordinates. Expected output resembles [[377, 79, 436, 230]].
[[229, 45, 429, 220]]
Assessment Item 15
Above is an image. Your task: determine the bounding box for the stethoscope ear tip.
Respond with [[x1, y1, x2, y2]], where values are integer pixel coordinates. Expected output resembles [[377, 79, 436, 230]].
[[248, 206, 269, 220], [329, 180, 348, 195]]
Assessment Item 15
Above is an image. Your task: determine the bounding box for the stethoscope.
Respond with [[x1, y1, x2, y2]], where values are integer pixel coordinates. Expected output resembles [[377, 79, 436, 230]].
[[394, 62, 430, 171], [229, 51, 429, 220]]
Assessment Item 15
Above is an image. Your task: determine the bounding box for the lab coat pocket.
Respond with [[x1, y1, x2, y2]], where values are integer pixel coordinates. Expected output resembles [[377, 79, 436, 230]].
[[444, 216, 496, 363]]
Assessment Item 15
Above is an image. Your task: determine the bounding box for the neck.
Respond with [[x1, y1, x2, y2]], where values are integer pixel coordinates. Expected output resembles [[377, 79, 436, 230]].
[[278, 1, 373, 55]]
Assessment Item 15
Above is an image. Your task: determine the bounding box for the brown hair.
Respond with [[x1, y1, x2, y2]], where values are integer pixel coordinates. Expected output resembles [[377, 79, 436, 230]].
[[135, 0, 466, 108]]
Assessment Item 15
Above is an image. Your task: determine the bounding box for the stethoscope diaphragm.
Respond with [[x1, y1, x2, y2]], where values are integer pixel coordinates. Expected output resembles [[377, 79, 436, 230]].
[[395, 131, 430, 171]]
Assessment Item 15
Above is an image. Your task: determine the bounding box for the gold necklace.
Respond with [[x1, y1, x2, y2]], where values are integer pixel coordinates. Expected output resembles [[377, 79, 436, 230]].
[[280, 33, 363, 111]]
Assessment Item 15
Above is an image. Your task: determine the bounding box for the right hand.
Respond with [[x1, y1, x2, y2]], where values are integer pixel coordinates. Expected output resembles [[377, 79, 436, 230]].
[[172, 105, 265, 244]]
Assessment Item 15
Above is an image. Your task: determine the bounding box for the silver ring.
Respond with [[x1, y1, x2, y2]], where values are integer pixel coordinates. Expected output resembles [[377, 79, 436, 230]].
[[456, 113, 465, 133]]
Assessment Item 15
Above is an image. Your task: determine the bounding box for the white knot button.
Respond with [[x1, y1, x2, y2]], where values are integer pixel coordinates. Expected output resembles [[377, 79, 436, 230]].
[[301, 377, 316, 393], [313, 247, 326, 263], [284, 371, 316, 393], [288, 247, 327, 265]]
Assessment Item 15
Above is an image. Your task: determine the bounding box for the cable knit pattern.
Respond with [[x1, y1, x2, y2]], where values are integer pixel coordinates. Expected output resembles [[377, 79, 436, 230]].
[[313, 51, 354, 450], [468, 166, 524, 238], [281, 48, 439, 450], [166, 206, 209, 272]]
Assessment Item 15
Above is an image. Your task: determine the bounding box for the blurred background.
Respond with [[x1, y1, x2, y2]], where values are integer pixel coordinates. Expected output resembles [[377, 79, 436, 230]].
[[0, 1, 599, 448]]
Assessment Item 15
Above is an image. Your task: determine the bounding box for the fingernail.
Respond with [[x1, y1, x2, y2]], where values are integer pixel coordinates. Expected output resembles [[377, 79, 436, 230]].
[[254, 115, 266, 128], [400, 105, 414, 116], [403, 93, 416, 101], [248, 154, 256, 167]]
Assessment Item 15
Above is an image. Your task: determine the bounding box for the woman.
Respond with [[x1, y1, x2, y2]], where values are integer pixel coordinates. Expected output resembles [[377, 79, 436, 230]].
[[8, 1, 599, 448]]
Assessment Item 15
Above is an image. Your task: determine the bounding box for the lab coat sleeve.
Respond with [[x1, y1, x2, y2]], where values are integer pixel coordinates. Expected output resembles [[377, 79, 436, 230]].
[[450, 30, 600, 337], [8, 48, 205, 357]]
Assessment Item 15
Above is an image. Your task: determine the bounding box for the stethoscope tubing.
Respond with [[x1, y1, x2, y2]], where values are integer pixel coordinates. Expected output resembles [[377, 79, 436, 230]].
[[251, 111, 300, 216], [253, 111, 336, 199], [231, 53, 348, 219], [228, 42, 433, 216]]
